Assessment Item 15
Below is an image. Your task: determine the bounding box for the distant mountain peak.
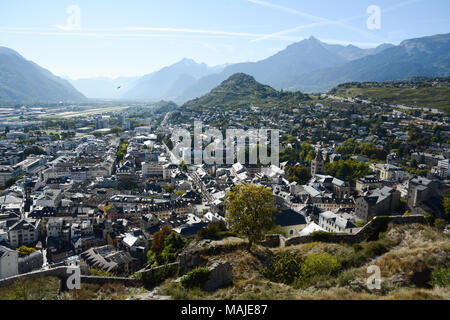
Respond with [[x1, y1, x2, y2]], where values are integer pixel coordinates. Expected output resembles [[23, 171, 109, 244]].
[[223, 72, 256, 83], [176, 58, 199, 66], [0, 46, 85, 103]]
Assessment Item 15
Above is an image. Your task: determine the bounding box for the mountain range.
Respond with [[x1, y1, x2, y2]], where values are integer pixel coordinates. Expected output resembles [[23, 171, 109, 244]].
[[115, 33, 449, 103], [0, 47, 85, 104], [1, 33, 449, 104]]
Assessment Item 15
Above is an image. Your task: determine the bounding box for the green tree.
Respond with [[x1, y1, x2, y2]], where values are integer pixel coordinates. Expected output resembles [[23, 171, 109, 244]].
[[24, 146, 46, 157], [151, 226, 173, 256], [286, 165, 311, 184], [16, 246, 37, 258], [110, 126, 124, 134], [280, 147, 299, 163], [225, 184, 276, 251], [160, 233, 188, 264]]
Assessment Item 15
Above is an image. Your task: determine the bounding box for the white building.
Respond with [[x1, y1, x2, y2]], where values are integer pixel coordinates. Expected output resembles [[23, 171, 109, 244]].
[[47, 218, 64, 238], [35, 189, 62, 208], [319, 211, 357, 234], [8, 218, 40, 249], [437, 159, 450, 178]]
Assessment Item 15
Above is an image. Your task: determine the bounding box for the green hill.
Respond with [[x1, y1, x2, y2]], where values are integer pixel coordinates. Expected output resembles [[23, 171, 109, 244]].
[[182, 73, 310, 111], [330, 78, 450, 113]]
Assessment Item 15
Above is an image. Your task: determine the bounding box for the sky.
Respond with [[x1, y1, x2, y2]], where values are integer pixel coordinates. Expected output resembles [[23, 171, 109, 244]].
[[0, 0, 449, 79]]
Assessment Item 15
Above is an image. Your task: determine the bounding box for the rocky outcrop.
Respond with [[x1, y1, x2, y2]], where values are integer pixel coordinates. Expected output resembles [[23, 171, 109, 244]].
[[179, 238, 245, 274], [203, 261, 233, 292]]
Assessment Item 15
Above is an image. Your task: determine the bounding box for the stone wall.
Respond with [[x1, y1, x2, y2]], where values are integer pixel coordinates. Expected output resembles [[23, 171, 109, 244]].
[[261, 234, 286, 248], [140, 262, 180, 286], [179, 238, 246, 274], [80, 276, 142, 287], [203, 261, 233, 292], [0, 266, 69, 288], [274, 215, 427, 248], [0, 266, 143, 289]]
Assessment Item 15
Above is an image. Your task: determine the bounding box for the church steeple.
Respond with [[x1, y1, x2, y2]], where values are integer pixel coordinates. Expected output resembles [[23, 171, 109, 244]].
[[311, 149, 324, 176]]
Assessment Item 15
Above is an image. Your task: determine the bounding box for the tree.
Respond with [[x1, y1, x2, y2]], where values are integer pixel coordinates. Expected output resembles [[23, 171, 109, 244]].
[[151, 226, 173, 256], [24, 146, 46, 157], [116, 139, 128, 163], [225, 184, 276, 251], [286, 164, 311, 184], [179, 161, 188, 172], [16, 246, 37, 258], [434, 219, 447, 230], [164, 186, 175, 193], [110, 126, 124, 134], [160, 232, 188, 264], [280, 147, 299, 163]]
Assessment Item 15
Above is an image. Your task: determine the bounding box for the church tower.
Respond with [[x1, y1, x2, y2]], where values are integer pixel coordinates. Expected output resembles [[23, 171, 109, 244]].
[[311, 149, 324, 176]]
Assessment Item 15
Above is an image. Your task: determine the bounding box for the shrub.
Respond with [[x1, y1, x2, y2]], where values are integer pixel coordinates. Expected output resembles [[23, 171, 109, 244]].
[[146, 251, 157, 268], [363, 241, 389, 257], [160, 233, 188, 264], [434, 219, 447, 231], [429, 267, 450, 288], [262, 253, 304, 284], [363, 216, 390, 241], [181, 267, 211, 289], [89, 269, 115, 277], [198, 221, 228, 240], [354, 220, 366, 228], [309, 231, 336, 242], [423, 212, 434, 226], [142, 264, 178, 286], [16, 246, 37, 258], [297, 253, 341, 287], [352, 243, 363, 252]]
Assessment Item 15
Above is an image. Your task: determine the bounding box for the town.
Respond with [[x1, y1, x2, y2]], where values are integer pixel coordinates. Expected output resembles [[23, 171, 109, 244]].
[[0, 84, 448, 290]]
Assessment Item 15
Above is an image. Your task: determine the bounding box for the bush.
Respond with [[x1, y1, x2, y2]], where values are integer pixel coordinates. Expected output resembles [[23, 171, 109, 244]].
[[352, 243, 363, 252], [363, 241, 389, 257], [181, 267, 211, 289], [429, 267, 450, 287], [160, 233, 188, 264], [423, 212, 434, 226], [434, 219, 447, 231], [142, 264, 178, 286], [89, 269, 115, 277], [16, 246, 37, 258], [262, 253, 304, 285], [296, 253, 341, 288], [198, 221, 228, 240], [309, 231, 337, 242], [363, 216, 390, 241]]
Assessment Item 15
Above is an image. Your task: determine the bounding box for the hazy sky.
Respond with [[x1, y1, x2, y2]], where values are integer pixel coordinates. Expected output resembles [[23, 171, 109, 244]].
[[0, 0, 449, 79]]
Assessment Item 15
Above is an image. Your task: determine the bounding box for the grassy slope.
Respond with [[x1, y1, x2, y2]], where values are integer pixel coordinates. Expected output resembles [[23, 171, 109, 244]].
[[158, 223, 450, 300], [334, 86, 450, 112], [1, 224, 448, 300]]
